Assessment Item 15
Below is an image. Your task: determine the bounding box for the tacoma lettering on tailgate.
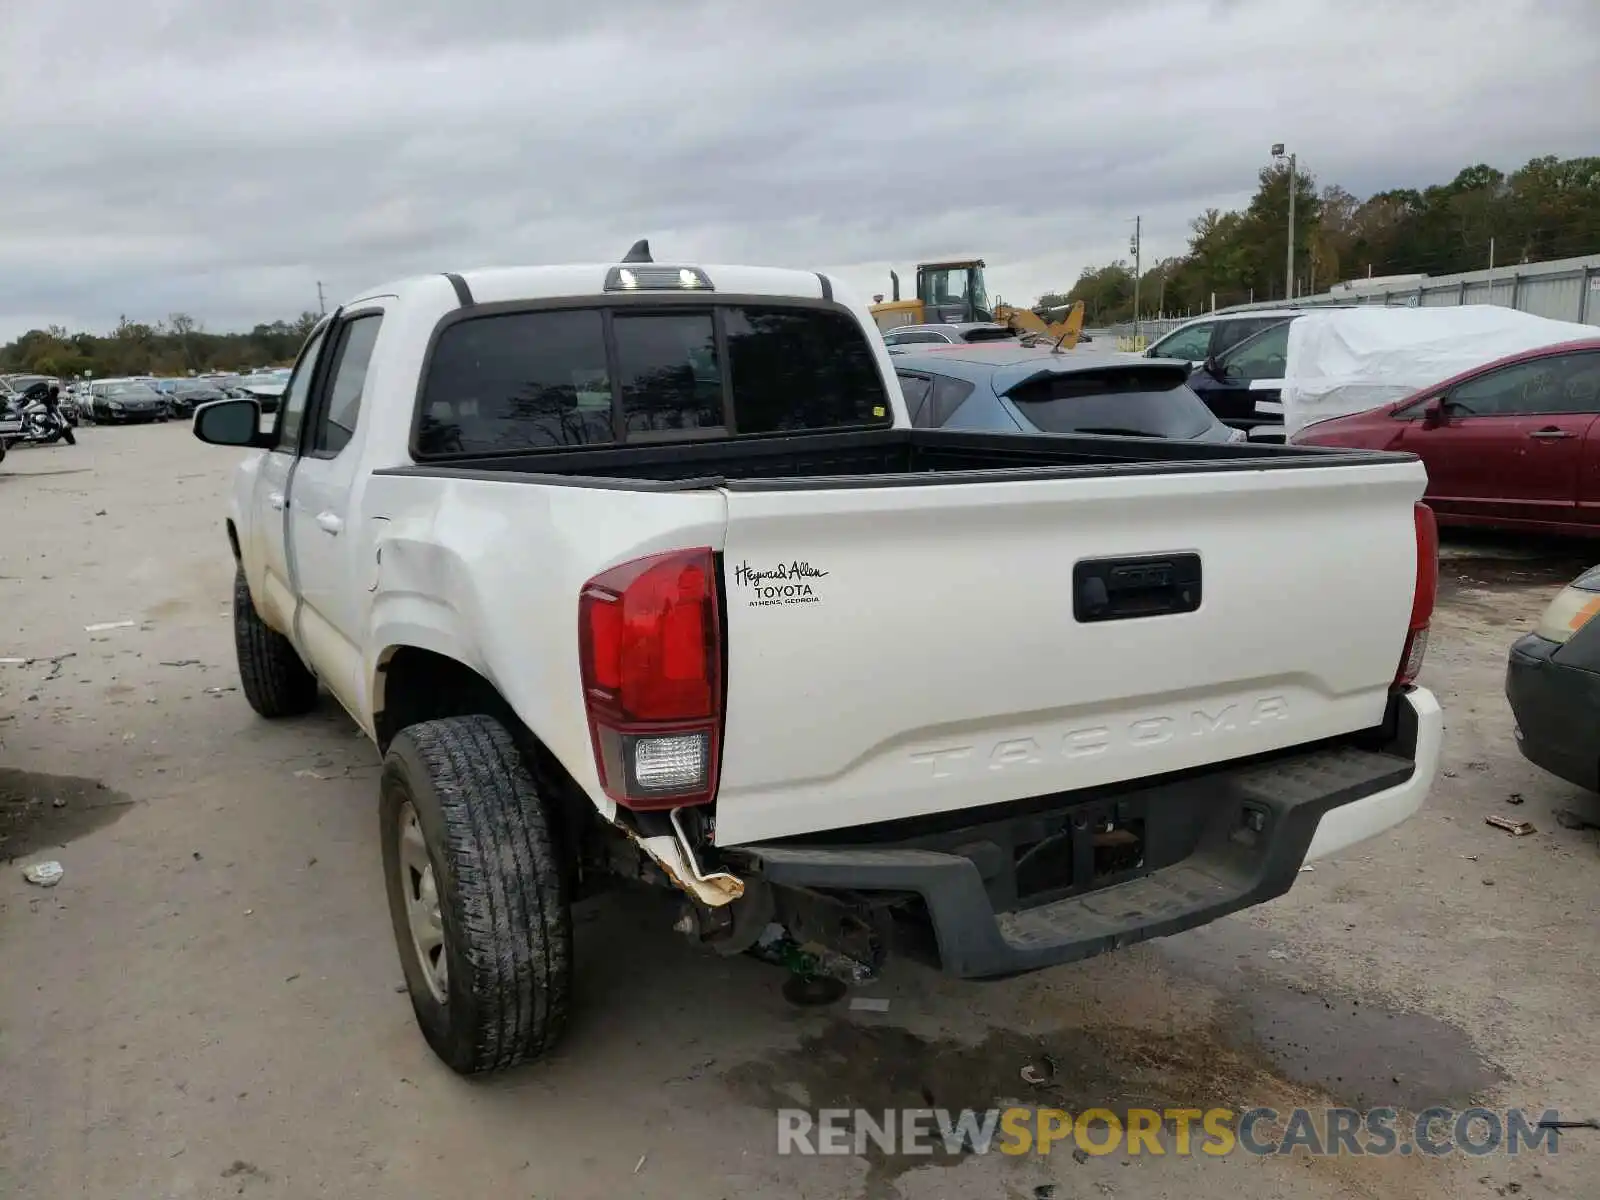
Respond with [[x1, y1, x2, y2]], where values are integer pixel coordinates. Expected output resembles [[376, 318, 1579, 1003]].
[[910, 697, 1289, 779]]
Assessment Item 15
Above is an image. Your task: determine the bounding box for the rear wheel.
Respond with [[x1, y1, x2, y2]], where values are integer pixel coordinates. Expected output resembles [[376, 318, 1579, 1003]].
[[380, 715, 573, 1075], [232, 565, 318, 716]]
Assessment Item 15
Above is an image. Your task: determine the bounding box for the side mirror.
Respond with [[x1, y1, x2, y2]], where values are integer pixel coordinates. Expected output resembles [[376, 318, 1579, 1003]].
[[1202, 355, 1225, 380], [193, 398, 266, 447], [1420, 397, 1444, 429]]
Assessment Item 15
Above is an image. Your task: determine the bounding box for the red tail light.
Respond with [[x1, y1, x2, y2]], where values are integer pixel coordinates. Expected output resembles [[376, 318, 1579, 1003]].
[[1396, 502, 1438, 687], [578, 548, 722, 809]]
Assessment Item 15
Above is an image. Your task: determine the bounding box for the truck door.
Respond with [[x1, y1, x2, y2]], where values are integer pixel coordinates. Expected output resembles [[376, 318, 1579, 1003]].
[[247, 324, 330, 638], [285, 307, 386, 723]]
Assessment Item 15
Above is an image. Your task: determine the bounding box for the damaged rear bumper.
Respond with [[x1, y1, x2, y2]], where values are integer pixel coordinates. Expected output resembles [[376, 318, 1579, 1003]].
[[739, 688, 1439, 979]]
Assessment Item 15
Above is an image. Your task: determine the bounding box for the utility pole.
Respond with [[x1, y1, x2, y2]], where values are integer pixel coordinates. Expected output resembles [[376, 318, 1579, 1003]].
[[1129, 215, 1142, 343], [316, 281, 327, 315], [1272, 144, 1296, 301]]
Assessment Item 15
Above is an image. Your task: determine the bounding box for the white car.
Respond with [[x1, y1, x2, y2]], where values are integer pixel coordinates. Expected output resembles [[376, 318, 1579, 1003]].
[[194, 249, 1442, 1074]]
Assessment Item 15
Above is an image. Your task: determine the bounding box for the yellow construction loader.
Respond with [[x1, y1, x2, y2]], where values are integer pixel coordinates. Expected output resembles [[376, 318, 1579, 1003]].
[[868, 259, 1085, 348]]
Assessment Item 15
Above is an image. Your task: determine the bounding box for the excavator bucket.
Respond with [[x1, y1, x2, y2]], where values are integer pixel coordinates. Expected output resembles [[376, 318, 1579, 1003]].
[[993, 299, 1086, 349]]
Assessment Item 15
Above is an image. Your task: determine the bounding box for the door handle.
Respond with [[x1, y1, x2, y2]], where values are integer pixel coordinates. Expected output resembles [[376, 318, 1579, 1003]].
[[267, 491, 285, 510], [1529, 428, 1576, 441], [315, 511, 344, 535]]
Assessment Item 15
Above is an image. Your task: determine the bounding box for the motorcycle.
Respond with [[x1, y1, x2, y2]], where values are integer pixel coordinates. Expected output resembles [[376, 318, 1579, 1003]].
[[13, 384, 76, 446]]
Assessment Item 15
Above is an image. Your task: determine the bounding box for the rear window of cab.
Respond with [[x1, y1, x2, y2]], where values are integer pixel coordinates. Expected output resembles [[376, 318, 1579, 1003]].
[[415, 304, 892, 457]]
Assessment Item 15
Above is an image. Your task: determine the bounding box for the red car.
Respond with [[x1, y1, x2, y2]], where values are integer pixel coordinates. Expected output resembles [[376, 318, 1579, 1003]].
[[1292, 339, 1600, 536]]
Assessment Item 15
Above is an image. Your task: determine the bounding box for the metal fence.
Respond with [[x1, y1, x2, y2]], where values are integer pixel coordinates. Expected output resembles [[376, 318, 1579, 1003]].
[[1090, 252, 1600, 351]]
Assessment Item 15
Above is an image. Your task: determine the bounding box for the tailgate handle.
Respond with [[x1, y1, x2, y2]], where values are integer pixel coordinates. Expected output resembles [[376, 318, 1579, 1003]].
[[1074, 554, 1202, 623]]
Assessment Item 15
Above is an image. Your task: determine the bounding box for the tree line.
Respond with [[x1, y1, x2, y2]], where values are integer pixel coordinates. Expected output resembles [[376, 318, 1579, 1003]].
[[1046, 155, 1600, 325], [0, 312, 322, 380]]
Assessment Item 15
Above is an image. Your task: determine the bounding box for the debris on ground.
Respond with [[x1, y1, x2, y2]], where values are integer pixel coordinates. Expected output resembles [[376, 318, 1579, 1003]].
[[750, 922, 875, 986], [633, 1153, 647, 1174], [83, 620, 135, 633], [1268, 948, 1291, 960], [159, 659, 202, 668], [1507, 792, 1525, 805], [1298, 864, 1314, 873], [1485, 815, 1535, 836], [1020, 1055, 1057, 1086], [22, 861, 64, 887], [204, 686, 236, 695], [849, 997, 891, 1013]]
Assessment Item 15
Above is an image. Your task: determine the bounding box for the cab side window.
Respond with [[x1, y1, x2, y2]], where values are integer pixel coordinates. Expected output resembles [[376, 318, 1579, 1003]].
[[311, 315, 383, 456], [275, 328, 328, 452]]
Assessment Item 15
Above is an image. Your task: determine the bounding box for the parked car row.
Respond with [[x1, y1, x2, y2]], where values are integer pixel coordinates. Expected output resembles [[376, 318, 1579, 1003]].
[[50, 368, 292, 424], [883, 314, 1600, 537], [1112, 308, 1600, 536]]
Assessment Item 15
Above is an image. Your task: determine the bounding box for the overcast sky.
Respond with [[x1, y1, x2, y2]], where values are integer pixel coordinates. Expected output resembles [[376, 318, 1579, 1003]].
[[2, 0, 1597, 342]]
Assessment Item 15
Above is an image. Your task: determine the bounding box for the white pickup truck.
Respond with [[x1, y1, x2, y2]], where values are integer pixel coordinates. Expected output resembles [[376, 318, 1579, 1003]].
[[194, 248, 1442, 1075]]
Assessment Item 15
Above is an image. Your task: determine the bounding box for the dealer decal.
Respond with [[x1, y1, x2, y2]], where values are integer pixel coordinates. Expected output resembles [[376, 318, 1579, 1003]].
[[732, 559, 828, 608]]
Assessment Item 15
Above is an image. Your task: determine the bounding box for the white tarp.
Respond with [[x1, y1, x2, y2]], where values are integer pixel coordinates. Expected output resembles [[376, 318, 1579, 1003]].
[[1282, 306, 1598, 436]]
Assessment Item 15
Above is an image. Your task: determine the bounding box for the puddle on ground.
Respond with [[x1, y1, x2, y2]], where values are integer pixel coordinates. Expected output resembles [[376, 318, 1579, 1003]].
[[724, 920, 1503, 1197], [0, 769, 134, 862], [724, 1016, 1264, 1198], [1158, 922, 1505, 1112]]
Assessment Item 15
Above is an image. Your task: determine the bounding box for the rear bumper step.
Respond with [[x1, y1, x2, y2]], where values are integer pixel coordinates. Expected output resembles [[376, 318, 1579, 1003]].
[[743, 689, 1439, 979]]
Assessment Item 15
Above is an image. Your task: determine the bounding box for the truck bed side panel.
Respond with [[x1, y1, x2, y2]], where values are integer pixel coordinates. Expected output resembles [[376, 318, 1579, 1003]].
[[358, 473, 728, 803]]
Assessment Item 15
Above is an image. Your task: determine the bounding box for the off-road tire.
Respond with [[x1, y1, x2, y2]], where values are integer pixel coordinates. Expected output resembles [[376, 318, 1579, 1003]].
[[232, 565, 318, 717], [380, 716, 573, 1075]]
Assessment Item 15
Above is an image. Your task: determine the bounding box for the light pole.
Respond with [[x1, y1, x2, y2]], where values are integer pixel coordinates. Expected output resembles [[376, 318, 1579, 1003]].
[[1129, 215, 1141, 344], [1271, 143, 1295, 300]]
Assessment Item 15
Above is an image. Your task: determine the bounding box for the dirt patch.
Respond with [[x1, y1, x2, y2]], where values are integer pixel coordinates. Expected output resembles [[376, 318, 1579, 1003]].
[[0, 768, 135, 863]]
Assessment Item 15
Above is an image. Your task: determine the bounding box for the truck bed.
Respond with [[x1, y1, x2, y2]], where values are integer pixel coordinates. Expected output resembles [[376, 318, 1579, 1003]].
[[363, 424, 1428, 846], [376, 427, 1403, 490]]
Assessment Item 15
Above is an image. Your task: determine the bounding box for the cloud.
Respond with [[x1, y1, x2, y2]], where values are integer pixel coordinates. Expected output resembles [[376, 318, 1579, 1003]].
[[3, 0, 1597, 339]]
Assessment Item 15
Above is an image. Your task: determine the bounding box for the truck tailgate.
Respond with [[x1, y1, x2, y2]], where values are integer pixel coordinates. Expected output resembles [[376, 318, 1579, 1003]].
[[713, 460, 1426, 846]]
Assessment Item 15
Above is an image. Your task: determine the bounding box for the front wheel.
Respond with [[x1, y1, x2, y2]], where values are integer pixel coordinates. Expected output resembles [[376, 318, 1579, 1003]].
[[380, 715, 573, 1075], [232, 565, 318, 716]]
